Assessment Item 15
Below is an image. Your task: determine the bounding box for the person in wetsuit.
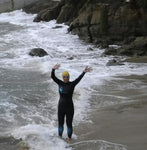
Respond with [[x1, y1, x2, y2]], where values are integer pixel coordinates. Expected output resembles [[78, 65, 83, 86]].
[[51, 64, 92, 142]]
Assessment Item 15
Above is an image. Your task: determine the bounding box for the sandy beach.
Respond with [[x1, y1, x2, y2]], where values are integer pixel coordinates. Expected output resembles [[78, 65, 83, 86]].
[[73, 75, 147, 150]]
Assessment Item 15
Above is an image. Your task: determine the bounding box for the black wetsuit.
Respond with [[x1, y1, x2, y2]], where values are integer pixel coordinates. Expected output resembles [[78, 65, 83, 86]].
[[51, 69, 85, 138]]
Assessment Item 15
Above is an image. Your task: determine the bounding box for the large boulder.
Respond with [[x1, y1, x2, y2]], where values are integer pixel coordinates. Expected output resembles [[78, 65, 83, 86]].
[[33, 0, 65, 22], [56, 3, 75, 24], [29, 48, 48, 57]]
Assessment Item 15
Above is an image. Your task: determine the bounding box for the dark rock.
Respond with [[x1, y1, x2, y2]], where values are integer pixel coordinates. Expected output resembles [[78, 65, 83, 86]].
[[33, 0, 65, 22], [23, 0, 59, 14], [56, 3, 75, 23], [33, 6, 60, 22], [29, 48, 48, 57], [87, 47, 94, 51], [118, 37, 147, 56], [104, 36, 147, 56], [26, 0, 147, 57], [68, 0, 147, 49], [104, 47, 117, 55], [106, 59, 124, 66], [52, 26, 63, 29], [67, 57, 74, 60], [123, 36, 136, 44]]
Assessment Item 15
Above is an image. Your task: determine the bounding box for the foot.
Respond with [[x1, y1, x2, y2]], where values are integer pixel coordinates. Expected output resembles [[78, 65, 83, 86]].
[[66, 138, 71, 143]]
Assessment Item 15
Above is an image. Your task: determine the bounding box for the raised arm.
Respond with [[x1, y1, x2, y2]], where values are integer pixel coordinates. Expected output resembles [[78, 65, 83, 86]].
[[73, 66, 92, 85], [51, 64, 62, 84]]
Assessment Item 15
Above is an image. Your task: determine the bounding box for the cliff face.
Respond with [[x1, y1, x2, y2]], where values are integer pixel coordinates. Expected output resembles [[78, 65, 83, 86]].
[[69, 1, 147, 42], [28, 0, 147, 56]]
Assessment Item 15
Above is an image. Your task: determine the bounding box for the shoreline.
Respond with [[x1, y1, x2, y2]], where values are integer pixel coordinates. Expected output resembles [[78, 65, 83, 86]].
[[0, 71, 146, 150], [74, 75, 147, 150]]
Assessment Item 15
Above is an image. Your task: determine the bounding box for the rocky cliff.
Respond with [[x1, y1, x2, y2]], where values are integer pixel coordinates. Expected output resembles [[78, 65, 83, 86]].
[[24, 0, 147, 57]]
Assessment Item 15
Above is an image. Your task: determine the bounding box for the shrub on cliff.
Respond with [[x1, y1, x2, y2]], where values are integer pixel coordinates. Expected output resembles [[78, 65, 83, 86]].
[[143, 0, 147, 10], [100, 5, 108, 35]]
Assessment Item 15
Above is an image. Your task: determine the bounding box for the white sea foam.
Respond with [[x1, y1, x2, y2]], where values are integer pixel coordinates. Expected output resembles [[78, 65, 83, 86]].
[[0, 10, 146, 77], [12, 124, 71, 150]]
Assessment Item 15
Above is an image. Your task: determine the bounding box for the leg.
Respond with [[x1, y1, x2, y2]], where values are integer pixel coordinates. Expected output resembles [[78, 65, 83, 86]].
[[66, 107, 74, 138], [58, 106, 65, 137]]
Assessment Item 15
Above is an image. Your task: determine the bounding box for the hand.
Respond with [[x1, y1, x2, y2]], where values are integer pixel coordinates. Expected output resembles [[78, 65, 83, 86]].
[[53, 64, 60, 70], [84, 66, 92, 73]]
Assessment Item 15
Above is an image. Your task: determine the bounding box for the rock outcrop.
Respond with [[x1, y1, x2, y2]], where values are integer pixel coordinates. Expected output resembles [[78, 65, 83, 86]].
[[29, 48, 48, 57], [105, 37, 147, 56], [25, 0, 147, 57], [23, 0, 59, 14]]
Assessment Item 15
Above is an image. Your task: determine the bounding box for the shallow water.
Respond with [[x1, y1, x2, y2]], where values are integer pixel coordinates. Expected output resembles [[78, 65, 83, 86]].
[[0, 10, 147, 150]]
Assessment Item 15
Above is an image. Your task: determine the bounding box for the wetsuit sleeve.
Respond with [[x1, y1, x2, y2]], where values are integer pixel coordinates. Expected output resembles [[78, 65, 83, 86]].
[[51, 69, 62, 84], [73, 72, 85, 86]]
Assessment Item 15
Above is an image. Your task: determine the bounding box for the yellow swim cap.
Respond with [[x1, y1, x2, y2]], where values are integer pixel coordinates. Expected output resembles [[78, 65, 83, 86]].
[[62, 71, 70, 77]]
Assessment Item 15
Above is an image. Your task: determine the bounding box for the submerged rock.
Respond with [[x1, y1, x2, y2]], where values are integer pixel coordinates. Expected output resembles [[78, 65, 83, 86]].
[[29, 48, 48, 57], [106, 59, 124, 66], [52, 25, 63, 29]]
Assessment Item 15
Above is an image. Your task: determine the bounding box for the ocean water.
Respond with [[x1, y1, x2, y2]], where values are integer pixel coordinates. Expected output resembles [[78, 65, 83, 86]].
[[0, 10, 147, 150]]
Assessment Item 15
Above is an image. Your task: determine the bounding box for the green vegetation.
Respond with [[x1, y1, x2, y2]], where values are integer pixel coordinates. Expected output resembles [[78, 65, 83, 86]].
[[143, 0, 147, 10], [100, 5, 108, 35]]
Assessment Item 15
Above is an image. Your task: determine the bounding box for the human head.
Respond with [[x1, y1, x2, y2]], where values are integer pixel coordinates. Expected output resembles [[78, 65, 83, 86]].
[[62, 71, 70, 83]]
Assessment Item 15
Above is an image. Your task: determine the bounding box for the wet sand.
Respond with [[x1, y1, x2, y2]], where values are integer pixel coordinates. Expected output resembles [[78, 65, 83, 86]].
[[74, 75, 147, 150]]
